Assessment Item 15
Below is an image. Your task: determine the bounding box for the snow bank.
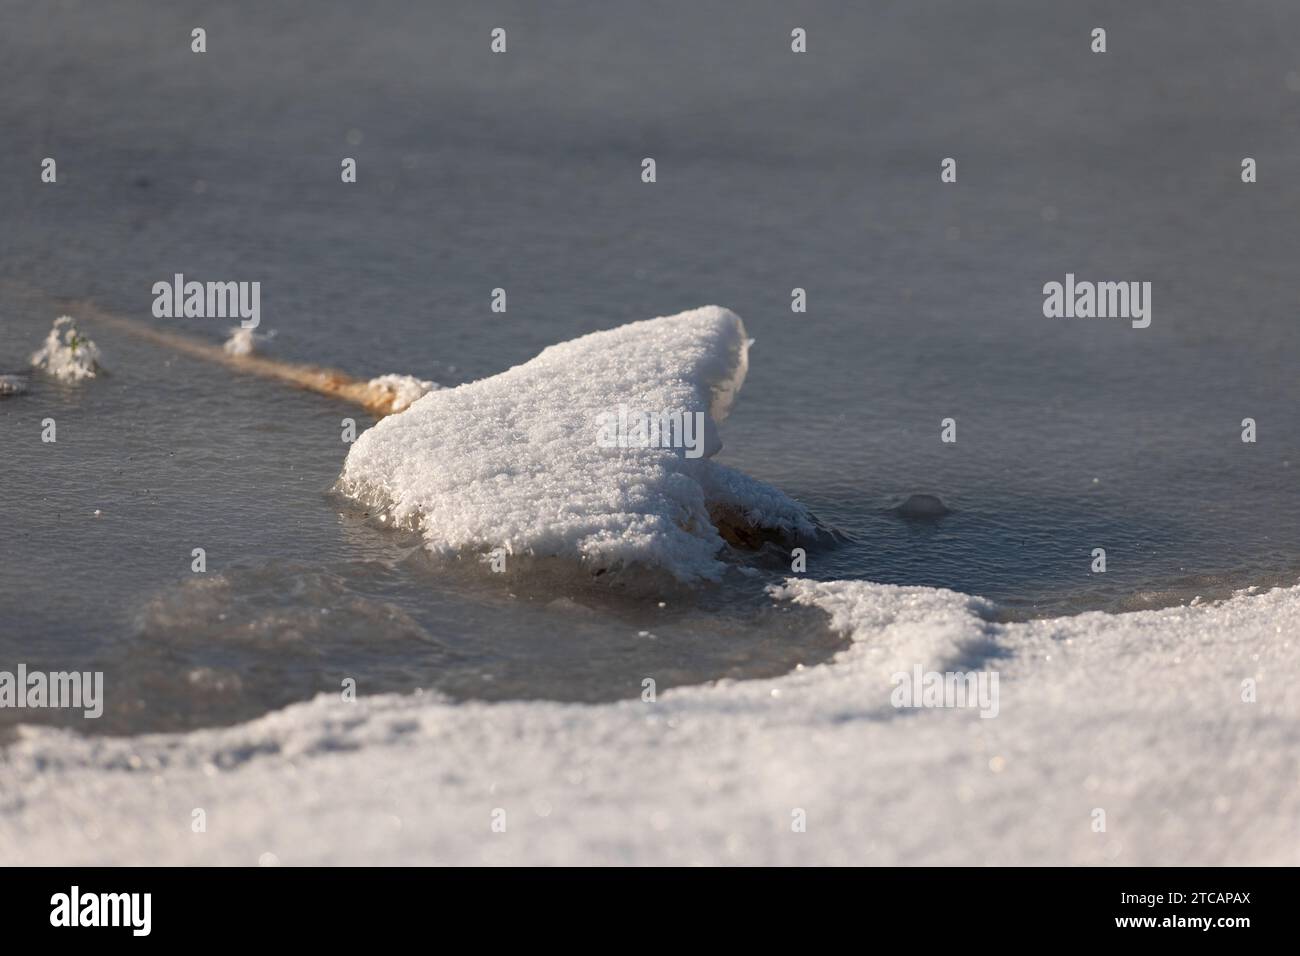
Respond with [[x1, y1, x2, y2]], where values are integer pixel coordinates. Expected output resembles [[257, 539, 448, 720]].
[[1, 580, 1295, 865], [337, 307, 815, 581], [30, 316, 103, 382]]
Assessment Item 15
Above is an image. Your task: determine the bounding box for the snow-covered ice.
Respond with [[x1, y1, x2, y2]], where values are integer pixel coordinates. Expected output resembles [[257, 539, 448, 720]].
[[338, 306, 816, 581], [0, 579, 1295, 865]]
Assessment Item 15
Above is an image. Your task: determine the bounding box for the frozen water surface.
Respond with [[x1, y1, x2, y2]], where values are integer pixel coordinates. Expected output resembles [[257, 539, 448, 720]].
[[0, 1, 1297, 864]]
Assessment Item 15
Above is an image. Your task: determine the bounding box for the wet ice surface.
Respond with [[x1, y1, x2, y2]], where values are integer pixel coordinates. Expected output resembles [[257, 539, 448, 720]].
[[1, 0, 1299, 746]]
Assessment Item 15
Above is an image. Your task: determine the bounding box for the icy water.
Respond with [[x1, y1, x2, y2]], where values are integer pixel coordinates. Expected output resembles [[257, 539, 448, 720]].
[[1, 1, 1297, 736]]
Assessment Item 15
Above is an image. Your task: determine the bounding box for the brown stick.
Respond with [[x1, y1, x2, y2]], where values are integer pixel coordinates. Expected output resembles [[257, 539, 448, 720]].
[[8, 284, 404, 416]]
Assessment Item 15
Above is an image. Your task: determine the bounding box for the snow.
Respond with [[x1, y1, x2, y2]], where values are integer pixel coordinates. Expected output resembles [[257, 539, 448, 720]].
[[0, 579, 1295, 865], [29, 316, 103, 382], [337, 306, 815, 581], [363, 373, 439, 414]]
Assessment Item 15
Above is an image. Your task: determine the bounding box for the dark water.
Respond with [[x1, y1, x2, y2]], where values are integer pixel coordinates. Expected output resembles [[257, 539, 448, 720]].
[[1, 1, 1296, 735]]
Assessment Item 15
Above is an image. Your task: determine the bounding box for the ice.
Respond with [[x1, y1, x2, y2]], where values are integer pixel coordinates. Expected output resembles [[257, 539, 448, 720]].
[[29, 316, 103, 382], [337, 307, 816, 581], [1, 579, 1295, 865]]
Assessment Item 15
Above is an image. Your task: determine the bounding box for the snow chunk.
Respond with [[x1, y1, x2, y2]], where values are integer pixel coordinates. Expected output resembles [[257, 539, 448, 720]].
[[364, 374, 439, 414], [768, 578, 999, 679], [337, 306, 815, 580], [30, 316, 103, 382]]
